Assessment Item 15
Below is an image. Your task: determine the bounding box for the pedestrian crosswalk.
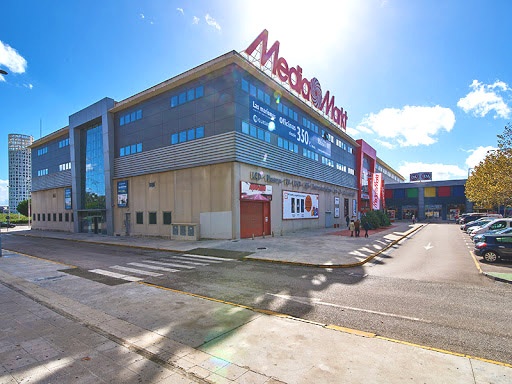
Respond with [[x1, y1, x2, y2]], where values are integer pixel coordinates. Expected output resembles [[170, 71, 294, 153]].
[[86, 253, 234, 283]]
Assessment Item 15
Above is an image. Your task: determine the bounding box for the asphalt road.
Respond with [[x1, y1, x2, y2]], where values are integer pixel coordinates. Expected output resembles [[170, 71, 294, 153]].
[[3, 224, 512, 365]]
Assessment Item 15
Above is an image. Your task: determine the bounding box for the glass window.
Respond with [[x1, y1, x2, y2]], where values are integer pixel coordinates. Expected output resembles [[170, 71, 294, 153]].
[[265, 131, 270, 142], [278, 104, 283, 113], [179, 131, 187, 143], [196, 126, 204, 138], [249, 124, 257, 137], [249, 84, 256, 97], [171, 96, 178, 107], [257, 128, 264, 141], [83, 124, 106, 210], [120, 116, 125, 126], [278, 137, 283, 147], [179, 92, 187, 104], [131, 112, 136, 122], [137, 143, 142, 153], [257, 89, 264, 101], [195, 86, 204, 98], [42, 214, 45, 221], [53, 213, 57, 221], [136, 212, 143, 224], [65, 213, 69, 222], [242, 78, 249, 92], [242, 121, 249, 134], [131, 144, 137, 154], [125, 114, 130, 124], [187, 128, 195, 141], [294, 144, 298, 153], [283, 140, 289, 150], [136, 109, 142, 120], [283, 105, 288, 115], [264, 93, 270, 105], [171, 133, 178, 144], [187, 89, 195, 101], [149, 212, 157, 225], [163, 211, 172, 225]]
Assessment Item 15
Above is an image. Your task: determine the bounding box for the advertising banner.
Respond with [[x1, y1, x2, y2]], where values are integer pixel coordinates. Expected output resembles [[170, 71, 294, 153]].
[[250, 97, 331, 157], [117, 180, 128, 207], [410, 172, 432, 182], [371, 173, 382, 210], [64, 188, 72, 210], [283, 191, 318, 219], [240, 181, 272, 201]]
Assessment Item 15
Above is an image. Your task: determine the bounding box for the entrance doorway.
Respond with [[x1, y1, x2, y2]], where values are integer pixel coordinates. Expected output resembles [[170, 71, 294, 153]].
[[240, 200, 271, 238]]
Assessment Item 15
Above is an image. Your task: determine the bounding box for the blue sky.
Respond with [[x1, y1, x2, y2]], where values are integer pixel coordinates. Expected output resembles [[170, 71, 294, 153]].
[[1, 0, 511, 206]]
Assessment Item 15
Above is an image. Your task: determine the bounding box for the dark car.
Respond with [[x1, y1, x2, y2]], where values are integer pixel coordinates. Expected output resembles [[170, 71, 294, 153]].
[[474, 234, 512, 263], [473, 227, 512, 243], [0, 222, 16, 228]]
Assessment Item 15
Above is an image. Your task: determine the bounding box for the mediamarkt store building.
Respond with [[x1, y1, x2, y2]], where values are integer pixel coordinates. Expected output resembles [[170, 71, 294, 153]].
[[30, 30, 404, 239]]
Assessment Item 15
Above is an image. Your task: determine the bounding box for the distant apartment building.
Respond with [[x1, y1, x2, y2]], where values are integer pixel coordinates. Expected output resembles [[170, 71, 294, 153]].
[[8, 133, 33, 213]]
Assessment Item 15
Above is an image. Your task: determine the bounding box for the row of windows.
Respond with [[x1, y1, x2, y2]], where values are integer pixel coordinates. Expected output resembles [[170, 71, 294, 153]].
[[322, 157, 334, 167], [120, 109, 143, 126], [59, 138, 69, 148], [278, 137, 299, 154], [136, 211, 172, 225], [170, 85, 204, 108], [33, 212, 73, 222], [242, 121, 271, 143], [303, 148, 318, 161], [301, 117, 320, 134], [37, 147, 48, 156], [37, 169, 48, 176], [171, 126, 205, 144], [120, 143, 142, 157], [59, 162, 71, 171]]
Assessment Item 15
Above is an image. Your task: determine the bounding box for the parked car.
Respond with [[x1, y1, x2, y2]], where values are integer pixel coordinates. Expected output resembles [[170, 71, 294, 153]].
[[461, 217, 495, 232], [474, 234, 512, 263], [469, 218, 512, 237], [460, 213, 502, 225], [473, 227, 512, 243], [0, 222, 16, 228]]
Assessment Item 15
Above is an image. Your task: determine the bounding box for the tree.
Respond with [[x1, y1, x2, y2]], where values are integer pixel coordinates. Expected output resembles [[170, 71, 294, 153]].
[[17, 199, 30, 217], [466, 124, 512, 209]]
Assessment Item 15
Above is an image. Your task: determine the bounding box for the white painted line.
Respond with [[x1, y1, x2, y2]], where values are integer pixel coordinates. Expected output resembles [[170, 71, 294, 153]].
[[110, 265, 163, 277], [127, 262, 179, 272], [141, 260, 196, 269], [181, 254, 234, 262], [89, 269, 143, 282], [163, 257, 210, 266]]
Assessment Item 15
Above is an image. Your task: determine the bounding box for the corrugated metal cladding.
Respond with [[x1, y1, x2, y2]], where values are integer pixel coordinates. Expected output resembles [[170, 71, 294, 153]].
[[32, 170, 71, 192], [114, 131, 357, 189]]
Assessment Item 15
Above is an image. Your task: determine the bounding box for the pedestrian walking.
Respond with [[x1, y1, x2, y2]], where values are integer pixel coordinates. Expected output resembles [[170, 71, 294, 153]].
[[349, 220, 355, 237], [363, 221, 370, 238], [354, 219, 361, 237], [412, 214, 416, 224], [345, 215, 350, 228]]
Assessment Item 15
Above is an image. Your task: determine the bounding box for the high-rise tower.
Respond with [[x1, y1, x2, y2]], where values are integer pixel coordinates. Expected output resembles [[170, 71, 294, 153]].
[[8, 134, 33, 214]]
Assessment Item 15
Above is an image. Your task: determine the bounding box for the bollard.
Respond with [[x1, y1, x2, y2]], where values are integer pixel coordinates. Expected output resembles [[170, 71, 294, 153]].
[[271, 231, 274, 237], [252, 234, 255, 240], [262, 232, 265, 239]]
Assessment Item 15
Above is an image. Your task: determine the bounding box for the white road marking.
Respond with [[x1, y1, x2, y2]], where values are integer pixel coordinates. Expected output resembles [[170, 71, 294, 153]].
[[266, 293, 431, 323], [181, 254, 234, 262], [89, 269, 143, 282], [165, 257, 210, 266], [127, 262, 179, 272], [110, 265, 163, 277], [141, 260, 196, 269]]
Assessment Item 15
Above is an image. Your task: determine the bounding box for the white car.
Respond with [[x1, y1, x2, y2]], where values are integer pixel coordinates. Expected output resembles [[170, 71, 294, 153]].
[[470, 218, 512, 237]]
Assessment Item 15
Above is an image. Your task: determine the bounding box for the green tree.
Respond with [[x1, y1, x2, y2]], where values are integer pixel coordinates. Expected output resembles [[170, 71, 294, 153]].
[[466, 123, 512, 209], [17, 199, 30, 217]]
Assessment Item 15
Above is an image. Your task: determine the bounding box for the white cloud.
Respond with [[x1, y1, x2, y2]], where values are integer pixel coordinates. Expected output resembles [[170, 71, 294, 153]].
[[24, 83, 33, 90], [358, 105, 455, 147], [192, 16, 199, 25], [140, 13, 145, 19], [398, 162, 467, 181], [0, 179, 8, 206], [205, 14, 221, 30], [177, 8, 184, 15], [457, 80, 511, 119], [0, 40, 27, 74], [374, 139, 394, 149], [464, 145, 498, 169]]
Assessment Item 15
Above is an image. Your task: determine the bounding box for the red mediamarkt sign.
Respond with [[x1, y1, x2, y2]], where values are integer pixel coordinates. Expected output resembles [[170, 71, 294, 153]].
[[245, 29, 348, 131]]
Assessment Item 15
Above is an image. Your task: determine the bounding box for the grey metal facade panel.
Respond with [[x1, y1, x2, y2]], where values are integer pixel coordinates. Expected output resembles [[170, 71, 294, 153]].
[[32, 170, 71, 192], [114, 132, 237, 179], [31, 135, 71, 178]]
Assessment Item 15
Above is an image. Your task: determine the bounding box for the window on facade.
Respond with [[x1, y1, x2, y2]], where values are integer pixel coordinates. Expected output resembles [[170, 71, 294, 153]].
[[163, 211, 172, 225], [59, 138, 69, 148], [47, 213, 51, 222], [37, 169, 49, 176], [38, 213, 40, 221], [171, 126, 205, 145], [171, 85, 204, 108], [37, 147, 48, 156], [136, 212, 143, 225], [65, 213, 69, 222], [149, 212, 157, 224], [42, 214, 45, 221], [120, 143, 142, 157], [59, 162, 71, 171], [33, 213, 36, 221], [59, 213, 63, 222], [119, 109, 143, 126]]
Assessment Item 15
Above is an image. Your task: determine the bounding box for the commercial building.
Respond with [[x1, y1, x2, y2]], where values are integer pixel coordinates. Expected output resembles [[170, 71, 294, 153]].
[[385, 179, 471, 221], [8, 133, 33, 214], [30, 31, 404, 239]]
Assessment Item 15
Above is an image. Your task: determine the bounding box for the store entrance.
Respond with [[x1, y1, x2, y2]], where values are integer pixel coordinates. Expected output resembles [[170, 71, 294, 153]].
[[240, 200, 271, 238], [78, 210, 106, 234]]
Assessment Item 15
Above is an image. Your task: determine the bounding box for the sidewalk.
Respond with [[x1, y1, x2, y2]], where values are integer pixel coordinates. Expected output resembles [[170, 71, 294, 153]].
[[1, 223, 511, 383]]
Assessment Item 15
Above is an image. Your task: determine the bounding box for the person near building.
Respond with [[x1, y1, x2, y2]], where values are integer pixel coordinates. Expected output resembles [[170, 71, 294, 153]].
[[345, 215, 350, 228], [363, 220, 371, 238], [349, 220, 355, 237], [354, 218, 361, 237], [412, 214, 416, 224]]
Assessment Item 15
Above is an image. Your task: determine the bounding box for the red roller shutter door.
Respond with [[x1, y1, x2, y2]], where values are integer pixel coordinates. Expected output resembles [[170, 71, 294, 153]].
[[240, 201, 264, 238]]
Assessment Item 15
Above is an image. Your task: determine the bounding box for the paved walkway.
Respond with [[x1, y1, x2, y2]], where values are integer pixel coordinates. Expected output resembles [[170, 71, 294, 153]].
[[0, 223, 511, 383]]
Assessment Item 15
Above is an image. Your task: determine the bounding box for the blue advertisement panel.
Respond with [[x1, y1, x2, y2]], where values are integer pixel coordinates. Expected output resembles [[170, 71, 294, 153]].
[[64, 188, 72, 210], [117, 180, 128, 207], [250, 97, 331, 157]]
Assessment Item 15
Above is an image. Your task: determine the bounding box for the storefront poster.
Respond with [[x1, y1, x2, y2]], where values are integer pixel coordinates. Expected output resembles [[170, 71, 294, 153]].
[[64, 188, 72, 210], [241, 181, 272, 200], [283, 191, 318, 219], [117, 180, 128, 207]]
